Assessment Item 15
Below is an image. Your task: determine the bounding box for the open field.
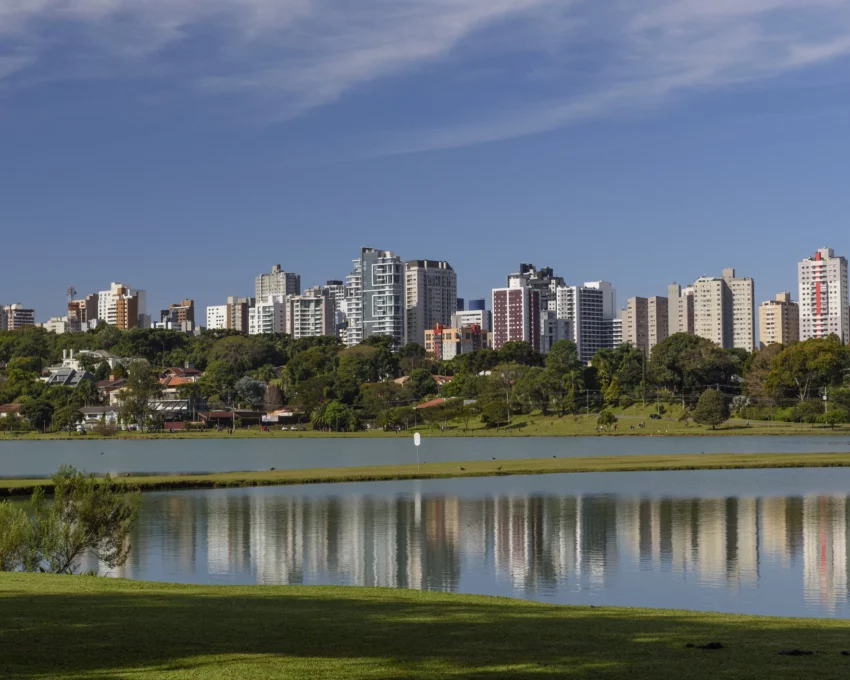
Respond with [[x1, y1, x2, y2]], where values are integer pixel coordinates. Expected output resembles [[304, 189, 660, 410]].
[[2, 405, 849, 440], [2, 573, 850, 679], [5, 451, 850, 497]]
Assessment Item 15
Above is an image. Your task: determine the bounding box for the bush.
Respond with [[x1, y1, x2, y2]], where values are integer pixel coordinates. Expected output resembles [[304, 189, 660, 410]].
[[597, 410, 618, 430], [692, 389, 729, 429]]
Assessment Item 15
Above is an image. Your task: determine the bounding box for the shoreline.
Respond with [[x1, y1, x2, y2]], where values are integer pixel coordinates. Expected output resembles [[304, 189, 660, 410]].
[[5, 451, 850, 497]]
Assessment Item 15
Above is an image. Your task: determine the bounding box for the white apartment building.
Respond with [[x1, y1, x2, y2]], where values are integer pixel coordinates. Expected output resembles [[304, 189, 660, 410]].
[[451, 309, 492, 333], [798, 248, 849, 343], [287, 295, 334, 339], [554, 281, 617, 363], [206, 305, 228, 330], [206, 297, 254, 332], [40, 316, 81, 334], [249, 295, 287, 335], [405, 260, 457, 346], [540, 310, 571, 354], [2, 304, 35, 331], [692, 269, 754, 350], [343, 257, 364, 347], [351, 247, 406, 347], [255, 265, 300, 300]]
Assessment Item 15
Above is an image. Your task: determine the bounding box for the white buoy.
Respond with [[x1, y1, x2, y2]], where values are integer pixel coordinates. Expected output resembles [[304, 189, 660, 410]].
[[413, 432, 421, 469]]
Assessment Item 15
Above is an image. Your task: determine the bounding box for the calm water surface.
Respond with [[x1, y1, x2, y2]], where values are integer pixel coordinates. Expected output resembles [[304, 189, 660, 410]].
[[76, 468, 850, 619], [2, 435, 850, 477]]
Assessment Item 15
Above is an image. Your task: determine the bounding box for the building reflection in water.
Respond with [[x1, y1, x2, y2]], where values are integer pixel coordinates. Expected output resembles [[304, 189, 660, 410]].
[[89, 487, 850, 617]]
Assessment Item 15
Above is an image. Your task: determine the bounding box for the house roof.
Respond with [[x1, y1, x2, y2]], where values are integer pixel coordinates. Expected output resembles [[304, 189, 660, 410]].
[[199, 411, 235, 420], [160, 376, 196, 387], [80, 406, 119, 415], [163, 367, 203, 377], [0, 403, 22, 414], [415, 397, 448, 410]]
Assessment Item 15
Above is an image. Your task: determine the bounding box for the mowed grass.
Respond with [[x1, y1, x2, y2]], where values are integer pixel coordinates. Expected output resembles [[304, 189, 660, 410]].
[[5, 451, 850, 497], [4, 405, 850, 440], [2, 573, 850, 679]]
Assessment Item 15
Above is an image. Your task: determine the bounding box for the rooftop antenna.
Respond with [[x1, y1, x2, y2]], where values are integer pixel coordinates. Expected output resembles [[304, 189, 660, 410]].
[[67, 286, 77, 303]]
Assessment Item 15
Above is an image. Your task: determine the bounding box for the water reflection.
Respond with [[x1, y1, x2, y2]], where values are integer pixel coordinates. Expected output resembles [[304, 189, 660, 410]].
[[88, 473, 850, 618]]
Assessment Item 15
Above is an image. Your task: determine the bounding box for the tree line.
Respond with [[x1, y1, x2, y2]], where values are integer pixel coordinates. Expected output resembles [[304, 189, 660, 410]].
[[2, 323, 850, 432]]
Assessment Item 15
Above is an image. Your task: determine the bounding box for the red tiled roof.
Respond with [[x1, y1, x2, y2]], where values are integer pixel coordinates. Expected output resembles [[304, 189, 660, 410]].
[[160, 376, 195, 387], [0, 403, 22, 414], [199, 411, 235, 420], [415, 398, 448, 410]]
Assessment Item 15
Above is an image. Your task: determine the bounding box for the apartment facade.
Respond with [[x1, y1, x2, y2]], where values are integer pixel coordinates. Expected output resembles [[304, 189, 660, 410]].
[[255, 265, 300, 301], [161, 299, 195, 326], [759, 292, 800, 347], [554, 281, 617, 363], [40, 316, 81, 334], [68, 293, 99, 326], [405, 260, 457, 346], [648, 296, 669, 351], [621, 297, 649, 355], [2, 304, 35, 331], [206, 296, 254, 332], [492, 279, 540, 351], [424, 324, 490, 360], [507, 264, 565, 314], [667, 283, 695, 336], [692, 269, 755, 350], [345, 248, 406, 347], [452, 309, 492, 333], [798, 248, 849, 343], [249, 296, 287, 335], [97, 283, 146, 330], [287, 294, 334, 339]]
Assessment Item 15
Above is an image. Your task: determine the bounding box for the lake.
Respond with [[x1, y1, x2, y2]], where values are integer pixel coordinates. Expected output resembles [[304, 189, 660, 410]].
[[2, 435, 850, 477], [72, 468, 850, 619]]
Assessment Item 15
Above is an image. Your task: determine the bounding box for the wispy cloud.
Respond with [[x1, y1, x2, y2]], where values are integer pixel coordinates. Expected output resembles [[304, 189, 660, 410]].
[[3, 1, 850, 151]]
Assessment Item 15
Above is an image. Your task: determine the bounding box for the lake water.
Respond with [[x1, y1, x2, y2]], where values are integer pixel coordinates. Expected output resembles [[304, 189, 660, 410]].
[[2, 435, 850, 477], [72, 468, 850, 619]]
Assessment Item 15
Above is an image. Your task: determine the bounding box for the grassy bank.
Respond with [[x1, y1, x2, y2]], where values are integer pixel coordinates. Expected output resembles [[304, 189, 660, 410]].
[[2, 573, 850, 679], [5, 451, 850, 497], [3, 407, 850, 440]]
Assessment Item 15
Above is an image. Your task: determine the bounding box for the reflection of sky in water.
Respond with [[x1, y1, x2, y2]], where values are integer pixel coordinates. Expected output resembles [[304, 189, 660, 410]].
[[82, 469, 850, 619]]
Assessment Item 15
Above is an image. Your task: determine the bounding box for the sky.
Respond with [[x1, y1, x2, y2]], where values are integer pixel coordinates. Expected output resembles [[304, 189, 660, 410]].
[[3, 0, 850, 325]]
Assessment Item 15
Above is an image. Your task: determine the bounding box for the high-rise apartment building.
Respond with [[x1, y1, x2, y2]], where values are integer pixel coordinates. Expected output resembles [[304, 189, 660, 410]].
[[507, 264, 565, 313], [692, 269, 754, 350], [2, 304, 35, 331], [554, 281, 617, 363], [249, 296, 287, 335], [68, 293, 99, 326], [206, 296, 255, 333], [344, 248, 405, 347], [798, 248, 849, 343], [648, 296, 669, 351], [287, 294, 335, 339], [405, 260, 457, 346], [97, 283, 146, 330], [621, 297, 649, 355], [667, 283, 695, 336], [255, 265, 301, 301], [540, 310, 571, 354], [161, 299, 195, 326], [759, 292, 800, 347], [492, 279, 540, 351]]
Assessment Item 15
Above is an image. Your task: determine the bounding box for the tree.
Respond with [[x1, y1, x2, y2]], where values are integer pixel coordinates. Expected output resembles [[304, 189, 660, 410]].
[[408, 369, 438, 401], [513, 367, 550, 414], [235, 377, 267, 408], [362, 381, 408, 430], [199, 360, 236, 403], [692, 389, 729, 429], [766, 337, 850, 402], [481, 398, 511, 428], [313, 400, 359, 432], [597, 410, 618, 431], [499, 341, 543, 367], [116, 360, 163, 431], [650, 334, 739, 404], [53, 404, 82, 431], [820, 409, 848, 429], [0, 466, 140, 575], [20, 399, 54, 431]]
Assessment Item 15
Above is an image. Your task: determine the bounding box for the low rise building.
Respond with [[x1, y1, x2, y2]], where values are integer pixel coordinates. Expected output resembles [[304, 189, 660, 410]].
[[39, 316, 82, 334], [2, 304, 35, 330]]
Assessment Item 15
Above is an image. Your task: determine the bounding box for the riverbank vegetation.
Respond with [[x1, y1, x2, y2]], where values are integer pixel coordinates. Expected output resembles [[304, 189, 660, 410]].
[[3, 573, 850, 679], [4, 325, 850, 436], [4, 452, 850, 497]]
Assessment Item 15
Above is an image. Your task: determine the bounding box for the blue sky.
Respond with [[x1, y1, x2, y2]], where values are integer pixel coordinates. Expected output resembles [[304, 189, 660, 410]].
[[2, 0, 850, 322]]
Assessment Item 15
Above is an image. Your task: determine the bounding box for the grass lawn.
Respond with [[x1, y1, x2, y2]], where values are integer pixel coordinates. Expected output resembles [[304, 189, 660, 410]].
[[2, 404, 849, 440], [5, 451, 850, 497], [2, 573, 850, 679]]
